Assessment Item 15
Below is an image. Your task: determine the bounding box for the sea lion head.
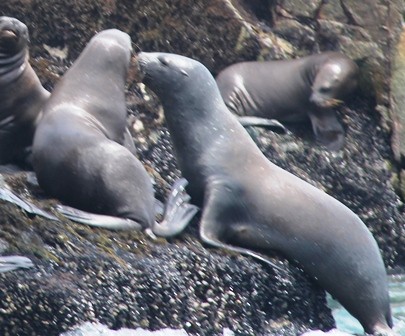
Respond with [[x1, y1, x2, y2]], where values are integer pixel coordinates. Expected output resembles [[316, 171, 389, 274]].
[[136, 52, 215, 99], [0, 16, 29, 56], [310, 57, 359, 108], [84, 29, 132, 77]]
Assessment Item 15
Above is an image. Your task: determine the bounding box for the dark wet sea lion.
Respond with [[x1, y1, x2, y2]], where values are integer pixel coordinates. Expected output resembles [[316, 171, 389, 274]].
[[0, 16, 50, 165], [215, 52, 359, 150], [33, 30, 197, 236], [137, 52, 394, 335]]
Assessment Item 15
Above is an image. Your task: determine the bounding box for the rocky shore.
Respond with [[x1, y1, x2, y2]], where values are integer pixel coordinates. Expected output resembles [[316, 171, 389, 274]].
[[0, 1, 404, 335]]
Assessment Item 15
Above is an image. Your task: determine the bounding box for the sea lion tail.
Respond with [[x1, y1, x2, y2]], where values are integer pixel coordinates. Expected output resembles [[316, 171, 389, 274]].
[[0, 255, 34, 273], [152, 178, 199, 237]]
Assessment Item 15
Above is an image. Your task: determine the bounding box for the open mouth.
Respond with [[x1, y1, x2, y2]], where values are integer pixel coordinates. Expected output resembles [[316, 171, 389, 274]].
[[0, 28, 20, 53], [310, 94, 343, 108], [0, 28, 18, 40], [318, 98, 343, 108]]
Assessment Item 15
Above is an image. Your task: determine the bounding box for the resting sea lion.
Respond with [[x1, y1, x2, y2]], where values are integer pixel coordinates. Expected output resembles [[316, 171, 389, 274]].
[[216, 52, 359, 150], [33, 30, 197, 236], [137, 52, 394, 335], [0, 16, 50, 164]]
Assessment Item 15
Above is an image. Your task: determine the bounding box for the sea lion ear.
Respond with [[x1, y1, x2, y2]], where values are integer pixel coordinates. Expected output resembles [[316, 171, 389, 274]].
[[181, 69, 189, 77]]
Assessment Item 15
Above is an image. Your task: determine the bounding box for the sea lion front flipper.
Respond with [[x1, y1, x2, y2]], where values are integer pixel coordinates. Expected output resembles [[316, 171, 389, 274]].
[[237, 116, 288, 134], [0, 255, 34, 273], [56, 204, 144, 230], [199, 178, 282, 271], [308, 109, 345, 151], [152, 177, 199, 238], [0, 187, 59, 221]]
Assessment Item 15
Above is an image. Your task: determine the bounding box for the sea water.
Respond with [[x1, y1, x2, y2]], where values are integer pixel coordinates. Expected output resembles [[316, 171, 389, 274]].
[[330, 273, 405, 335]]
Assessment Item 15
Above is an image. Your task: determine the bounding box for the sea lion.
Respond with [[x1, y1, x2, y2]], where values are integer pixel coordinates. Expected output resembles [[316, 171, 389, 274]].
[[33, 30, 197, 236], [0, 16, 50, 165], [215, 52, 359, 151], [137, 52, 394, 335], [0, 255, 33, 273]]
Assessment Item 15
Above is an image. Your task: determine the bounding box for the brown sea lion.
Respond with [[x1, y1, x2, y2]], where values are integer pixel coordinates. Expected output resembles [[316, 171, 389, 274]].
[[0, 16, 50, 165], [33, 30, 197, 236], [137, 52, 394, 335], [216, 52, 359, 151]]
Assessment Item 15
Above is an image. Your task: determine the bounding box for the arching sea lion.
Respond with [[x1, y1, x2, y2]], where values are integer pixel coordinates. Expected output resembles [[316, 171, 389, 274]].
[[0, 16, 50, 165], [137, 52, 394, 335], [215, 52, 359, 151], [33, 30, 197, 236]]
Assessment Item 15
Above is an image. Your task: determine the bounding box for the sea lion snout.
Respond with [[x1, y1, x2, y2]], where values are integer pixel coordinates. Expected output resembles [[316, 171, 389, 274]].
[[0, 17, 28, 53], [134, 52, 155, 81], [0, 17, 27, 37], [309, 91, 343, 108]]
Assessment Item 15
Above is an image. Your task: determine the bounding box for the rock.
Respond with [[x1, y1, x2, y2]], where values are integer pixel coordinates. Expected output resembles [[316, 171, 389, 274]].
[[273, 19, 316, 50], [0, 171, 334, 334], [392, 27, 405, 163], [276, 0, 322, 19]]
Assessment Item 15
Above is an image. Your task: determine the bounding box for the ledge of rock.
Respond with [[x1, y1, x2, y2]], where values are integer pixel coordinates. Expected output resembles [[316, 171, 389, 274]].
[[0, 0, 404, 335]]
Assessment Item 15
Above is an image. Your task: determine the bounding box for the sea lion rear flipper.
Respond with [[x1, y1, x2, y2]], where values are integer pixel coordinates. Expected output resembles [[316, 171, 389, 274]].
[[0, 187, 59, 221], [202, 232, 283, 271], [308, 110, 345, 151], [199, 178, 282, 271], [0, 255, 34, 273], [56, 204, 144, 230], [154, 199, 164, 217], [237, 116, 287, 134], [152, 177, 199, 237]]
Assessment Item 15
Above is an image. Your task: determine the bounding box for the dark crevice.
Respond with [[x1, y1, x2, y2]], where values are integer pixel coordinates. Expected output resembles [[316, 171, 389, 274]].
[[236, 0, 275, 26]]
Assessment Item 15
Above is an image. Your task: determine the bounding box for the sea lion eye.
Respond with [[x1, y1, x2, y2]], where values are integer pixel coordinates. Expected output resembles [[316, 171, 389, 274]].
[[319, 86, 331, 94], [158, 56, 170, 67]]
